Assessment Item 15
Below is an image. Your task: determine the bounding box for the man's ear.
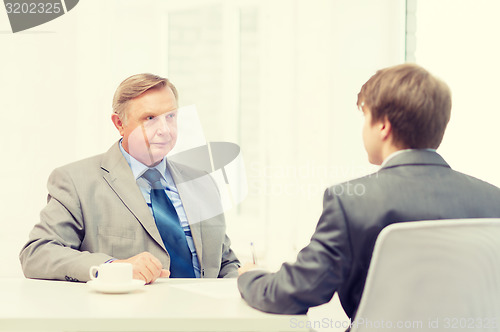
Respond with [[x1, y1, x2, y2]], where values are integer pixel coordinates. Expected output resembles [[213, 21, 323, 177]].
[[379, 116, 392, 141], [111, 113, 125, 136]]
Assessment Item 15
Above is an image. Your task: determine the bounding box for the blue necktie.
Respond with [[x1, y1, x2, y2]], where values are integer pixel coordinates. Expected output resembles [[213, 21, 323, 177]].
[[142, 169, 195, 278]]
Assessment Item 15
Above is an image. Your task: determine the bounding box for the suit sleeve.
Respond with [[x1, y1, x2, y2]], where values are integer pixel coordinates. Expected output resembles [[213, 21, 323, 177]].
[[19, 167, 112, 282], [237, 189, 353, 314], [218, 233, 240, 278]]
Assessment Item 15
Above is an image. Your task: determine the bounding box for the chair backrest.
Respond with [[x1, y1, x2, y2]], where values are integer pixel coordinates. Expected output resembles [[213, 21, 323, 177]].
[[351, 218, 500, 332]]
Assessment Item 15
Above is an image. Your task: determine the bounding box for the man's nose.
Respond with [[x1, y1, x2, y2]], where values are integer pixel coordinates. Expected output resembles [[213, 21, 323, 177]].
[[156, 116, 170, 135]]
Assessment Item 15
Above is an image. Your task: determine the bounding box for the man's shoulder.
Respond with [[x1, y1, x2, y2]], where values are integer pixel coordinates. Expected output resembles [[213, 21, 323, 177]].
[[326, 171, 380, 193], [44, 153, 106, 195], [48, 143, 122, 182], [53, 142, 120, 174], [323, 161, 500, 216], [54, 152, 105, 174], [325, 163, 500, 198], [450, 168, 500, 194]]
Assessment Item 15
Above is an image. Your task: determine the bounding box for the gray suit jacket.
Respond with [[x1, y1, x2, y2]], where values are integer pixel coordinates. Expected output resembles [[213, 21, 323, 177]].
[[20, 142, 240, 282], [238, 150, 500, 318]]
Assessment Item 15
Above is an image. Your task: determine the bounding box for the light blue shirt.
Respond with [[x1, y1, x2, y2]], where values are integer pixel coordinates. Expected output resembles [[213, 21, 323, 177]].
[[119, 141, 201, 278]]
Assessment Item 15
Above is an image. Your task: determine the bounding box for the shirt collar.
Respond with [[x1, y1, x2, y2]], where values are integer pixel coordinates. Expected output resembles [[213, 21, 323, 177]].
[[119, 139, 169, 183], [380, 148, 436, 168]]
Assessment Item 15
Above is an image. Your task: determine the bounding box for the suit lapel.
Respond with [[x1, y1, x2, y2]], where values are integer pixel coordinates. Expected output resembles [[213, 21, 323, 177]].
[[100, 142, 166, 251]]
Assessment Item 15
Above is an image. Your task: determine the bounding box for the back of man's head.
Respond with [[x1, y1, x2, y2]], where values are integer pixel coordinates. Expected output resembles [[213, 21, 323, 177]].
[[357, 63, 451, 149]]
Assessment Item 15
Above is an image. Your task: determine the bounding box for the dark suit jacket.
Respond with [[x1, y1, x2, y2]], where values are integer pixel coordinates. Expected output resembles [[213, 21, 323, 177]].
[[238, 150, 500, 318], [20, 141, 240, 282]]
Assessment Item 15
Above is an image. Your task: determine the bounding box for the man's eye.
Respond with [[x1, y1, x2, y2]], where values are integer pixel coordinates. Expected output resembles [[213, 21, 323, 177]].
[[146, 116, 155, 120]]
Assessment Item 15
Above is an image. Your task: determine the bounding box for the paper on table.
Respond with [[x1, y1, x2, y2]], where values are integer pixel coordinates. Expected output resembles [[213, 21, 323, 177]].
[[169, 280, 240, 299]]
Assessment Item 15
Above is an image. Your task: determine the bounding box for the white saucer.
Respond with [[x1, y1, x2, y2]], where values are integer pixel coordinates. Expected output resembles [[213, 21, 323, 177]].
[[87, 279, 146, 294]]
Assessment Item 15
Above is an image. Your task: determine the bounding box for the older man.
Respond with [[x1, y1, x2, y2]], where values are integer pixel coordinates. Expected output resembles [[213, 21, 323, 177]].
[[20, 74, 240, 283]]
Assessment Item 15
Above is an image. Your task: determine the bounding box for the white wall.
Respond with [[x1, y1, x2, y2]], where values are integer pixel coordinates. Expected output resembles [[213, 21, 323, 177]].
[[2, 0, 496, 279], [250, 0, 405, 267], [415, 0, 500, 188]]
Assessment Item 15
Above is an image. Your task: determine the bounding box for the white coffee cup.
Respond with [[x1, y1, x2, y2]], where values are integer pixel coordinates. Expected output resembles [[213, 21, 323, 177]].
[[89, 263, 133, 284]]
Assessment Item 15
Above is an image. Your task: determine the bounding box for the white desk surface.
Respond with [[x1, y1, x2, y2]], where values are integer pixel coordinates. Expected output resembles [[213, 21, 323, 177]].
[[0, 278, 310, 332]]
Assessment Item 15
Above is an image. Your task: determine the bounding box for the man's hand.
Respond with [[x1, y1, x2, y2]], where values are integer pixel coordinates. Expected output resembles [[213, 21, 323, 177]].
[[238, 262, 258, 276], [112, 252, 170, 284]]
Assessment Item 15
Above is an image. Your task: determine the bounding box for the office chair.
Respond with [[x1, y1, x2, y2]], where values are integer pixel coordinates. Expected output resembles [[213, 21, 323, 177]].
[[351, 218, 500, 332]]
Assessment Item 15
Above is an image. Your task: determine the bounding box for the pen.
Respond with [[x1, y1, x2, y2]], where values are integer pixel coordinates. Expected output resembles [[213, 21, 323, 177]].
[[250, 242, 257, 264]]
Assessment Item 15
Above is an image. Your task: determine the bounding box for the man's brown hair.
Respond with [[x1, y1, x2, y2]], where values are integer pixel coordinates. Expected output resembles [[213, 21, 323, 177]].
[[112, 73, 178, 123], [357, 63, 451, 149]]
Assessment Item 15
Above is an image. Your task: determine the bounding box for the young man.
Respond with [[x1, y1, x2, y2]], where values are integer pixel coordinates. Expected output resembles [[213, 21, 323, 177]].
[[237, 64, 500, 319], [20, 74, 239, 283]]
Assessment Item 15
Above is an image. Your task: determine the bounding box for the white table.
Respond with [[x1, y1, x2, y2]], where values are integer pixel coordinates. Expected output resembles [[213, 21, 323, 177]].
[[0, 278, 310, 332]]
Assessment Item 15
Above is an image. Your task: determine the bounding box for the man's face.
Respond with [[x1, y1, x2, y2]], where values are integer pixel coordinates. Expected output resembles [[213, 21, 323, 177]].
[[361, 104, 384, 165], [115, 86, 178, 167]]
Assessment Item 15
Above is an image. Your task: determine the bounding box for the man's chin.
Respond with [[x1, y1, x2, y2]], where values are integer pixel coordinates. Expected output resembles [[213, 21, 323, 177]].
[[147, 147, 172, 165], [128, 143, 173, 167], [130, 151, 166, 167]]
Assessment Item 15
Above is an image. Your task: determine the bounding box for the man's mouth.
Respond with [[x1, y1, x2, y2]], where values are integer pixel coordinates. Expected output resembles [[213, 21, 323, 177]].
[[148, 141, 170, 146]]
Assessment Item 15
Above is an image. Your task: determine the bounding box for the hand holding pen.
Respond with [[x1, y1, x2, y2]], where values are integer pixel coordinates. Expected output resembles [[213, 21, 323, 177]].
[[250, 242, 257, 264], [238, 242, 259, 276]]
